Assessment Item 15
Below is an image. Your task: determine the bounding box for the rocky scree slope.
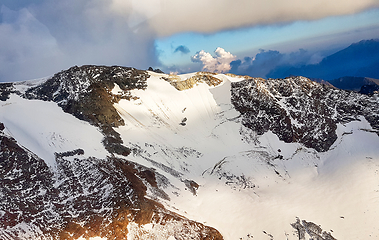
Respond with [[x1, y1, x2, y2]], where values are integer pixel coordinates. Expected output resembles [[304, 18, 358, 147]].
[[0, 123, 222, 239], [231, 76, 379, 152]]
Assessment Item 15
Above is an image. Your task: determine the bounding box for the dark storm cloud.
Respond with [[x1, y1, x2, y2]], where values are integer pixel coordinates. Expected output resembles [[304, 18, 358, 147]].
[[174, 45, 190, 54]]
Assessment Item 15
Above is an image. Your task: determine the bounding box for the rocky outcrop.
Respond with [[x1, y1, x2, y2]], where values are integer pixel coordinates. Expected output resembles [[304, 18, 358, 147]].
[[147, 67, 164, 74], [0, 122, 60, 239], [163, 72, 222, 91], [231, 76, 379, 152], [0, 66, 225, 239], [0, 83, 14, 101], [291, 218, 336, 240], [0, 122, 223, 239], [23, 65, 149, 156]]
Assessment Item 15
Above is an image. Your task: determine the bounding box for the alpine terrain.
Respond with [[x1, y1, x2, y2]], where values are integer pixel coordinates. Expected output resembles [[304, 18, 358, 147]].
[[1, 65, 379, 240]]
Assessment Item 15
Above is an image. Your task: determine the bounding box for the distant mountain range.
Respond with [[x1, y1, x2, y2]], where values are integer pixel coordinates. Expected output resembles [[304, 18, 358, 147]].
[[267, 39, 379, 93], [325, 76, 379, 93]]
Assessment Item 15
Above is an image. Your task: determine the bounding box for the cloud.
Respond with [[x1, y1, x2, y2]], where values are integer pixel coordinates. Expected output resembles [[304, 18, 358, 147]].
[[230, 49, 321, 78], [145, 0, 379, 36], [0, 6, 61, 81], [0, 1, 158, 82], [191, 47, 236, 73], [0, 0, 378, 81], [174, 45, 190, 54]]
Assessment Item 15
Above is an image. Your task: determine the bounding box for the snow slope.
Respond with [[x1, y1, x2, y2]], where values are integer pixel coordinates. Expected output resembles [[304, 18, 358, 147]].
[[1, 68, 379, 239], [0, 95, 107, 169], [113, 72, 379, 239]]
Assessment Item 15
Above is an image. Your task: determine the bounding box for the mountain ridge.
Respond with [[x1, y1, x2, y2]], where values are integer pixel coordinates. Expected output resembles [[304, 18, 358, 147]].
[[325, 76, 379, 93], [268, 39, 379, 80], [1, 65, 379, 239]]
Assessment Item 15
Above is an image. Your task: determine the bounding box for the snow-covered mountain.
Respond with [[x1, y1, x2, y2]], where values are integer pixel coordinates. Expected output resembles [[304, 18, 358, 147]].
[[1, 65, 379, 240]]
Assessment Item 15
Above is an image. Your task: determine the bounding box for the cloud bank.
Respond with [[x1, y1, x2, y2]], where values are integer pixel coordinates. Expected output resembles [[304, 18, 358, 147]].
[[230, 49, 323, 78], [0, 0, 378, 81], [147, 0, 379, 36], [0, 1, 158, 81], [191, 47, 236, 73]]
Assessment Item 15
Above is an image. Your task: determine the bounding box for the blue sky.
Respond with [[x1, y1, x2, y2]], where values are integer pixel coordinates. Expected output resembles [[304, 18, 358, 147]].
[[0, 0, 379, 81], [156, 8, 379, 73]]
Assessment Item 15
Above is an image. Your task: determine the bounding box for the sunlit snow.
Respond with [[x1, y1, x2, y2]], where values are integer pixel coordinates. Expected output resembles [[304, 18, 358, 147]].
[[113, 72, 379, 239], [1, 71, 379, 239]]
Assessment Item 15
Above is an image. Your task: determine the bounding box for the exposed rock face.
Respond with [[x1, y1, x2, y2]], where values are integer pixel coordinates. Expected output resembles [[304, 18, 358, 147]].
[[291, 218, 336, 240], [23, 65, 149, 156], [0, 65, 224, 239], [163, 72, 222, 90], [0, 122, 59, 239], [0, 83, 13, 101], [2, 66, 379, 239], [231, 76, 379, 151], [23, 65, 147, 124], [147, 67, 164, 74], [0, 122, 222, 240]]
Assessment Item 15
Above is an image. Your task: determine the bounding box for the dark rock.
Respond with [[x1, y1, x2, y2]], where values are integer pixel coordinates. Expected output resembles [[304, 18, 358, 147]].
[[0, 83, 15, 101], [231, 76, 379, 151], [23, 65, 150, 156], [55, 149, 84, 158], [0, 127, 223, 239], [183, 180, 199, 195], [148, 67, 165, 74], [0, 127, 60, 238], [291, 218, 336, 240]]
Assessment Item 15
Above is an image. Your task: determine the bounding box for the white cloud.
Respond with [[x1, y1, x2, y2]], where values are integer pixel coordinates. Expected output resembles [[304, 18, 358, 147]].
[[110, 0, 162, 28], [0, 1, 158, 82], [144, 0, 379, 36], [191, 47, 236, 73], [0, 6, 62, 81], [0, 0, 378, 81]]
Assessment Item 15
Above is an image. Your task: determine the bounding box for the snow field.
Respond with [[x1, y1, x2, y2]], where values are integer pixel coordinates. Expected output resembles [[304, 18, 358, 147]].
[[0, 94, 108, 169], [1, 71, 378, 239], [113, 73, 379, 239]]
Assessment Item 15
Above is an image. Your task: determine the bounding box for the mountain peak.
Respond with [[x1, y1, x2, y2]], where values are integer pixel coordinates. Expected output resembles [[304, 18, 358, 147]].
[[1, 66, 379, 239], [21, 65, 150, 157], [232, 76, 379, 151]]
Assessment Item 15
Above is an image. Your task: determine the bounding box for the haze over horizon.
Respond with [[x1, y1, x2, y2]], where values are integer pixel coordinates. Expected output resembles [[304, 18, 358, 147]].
[[0, 0, 379, 82]]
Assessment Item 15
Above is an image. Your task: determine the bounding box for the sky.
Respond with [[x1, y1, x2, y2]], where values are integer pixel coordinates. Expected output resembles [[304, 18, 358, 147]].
[[0, 0, 379, 82]]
